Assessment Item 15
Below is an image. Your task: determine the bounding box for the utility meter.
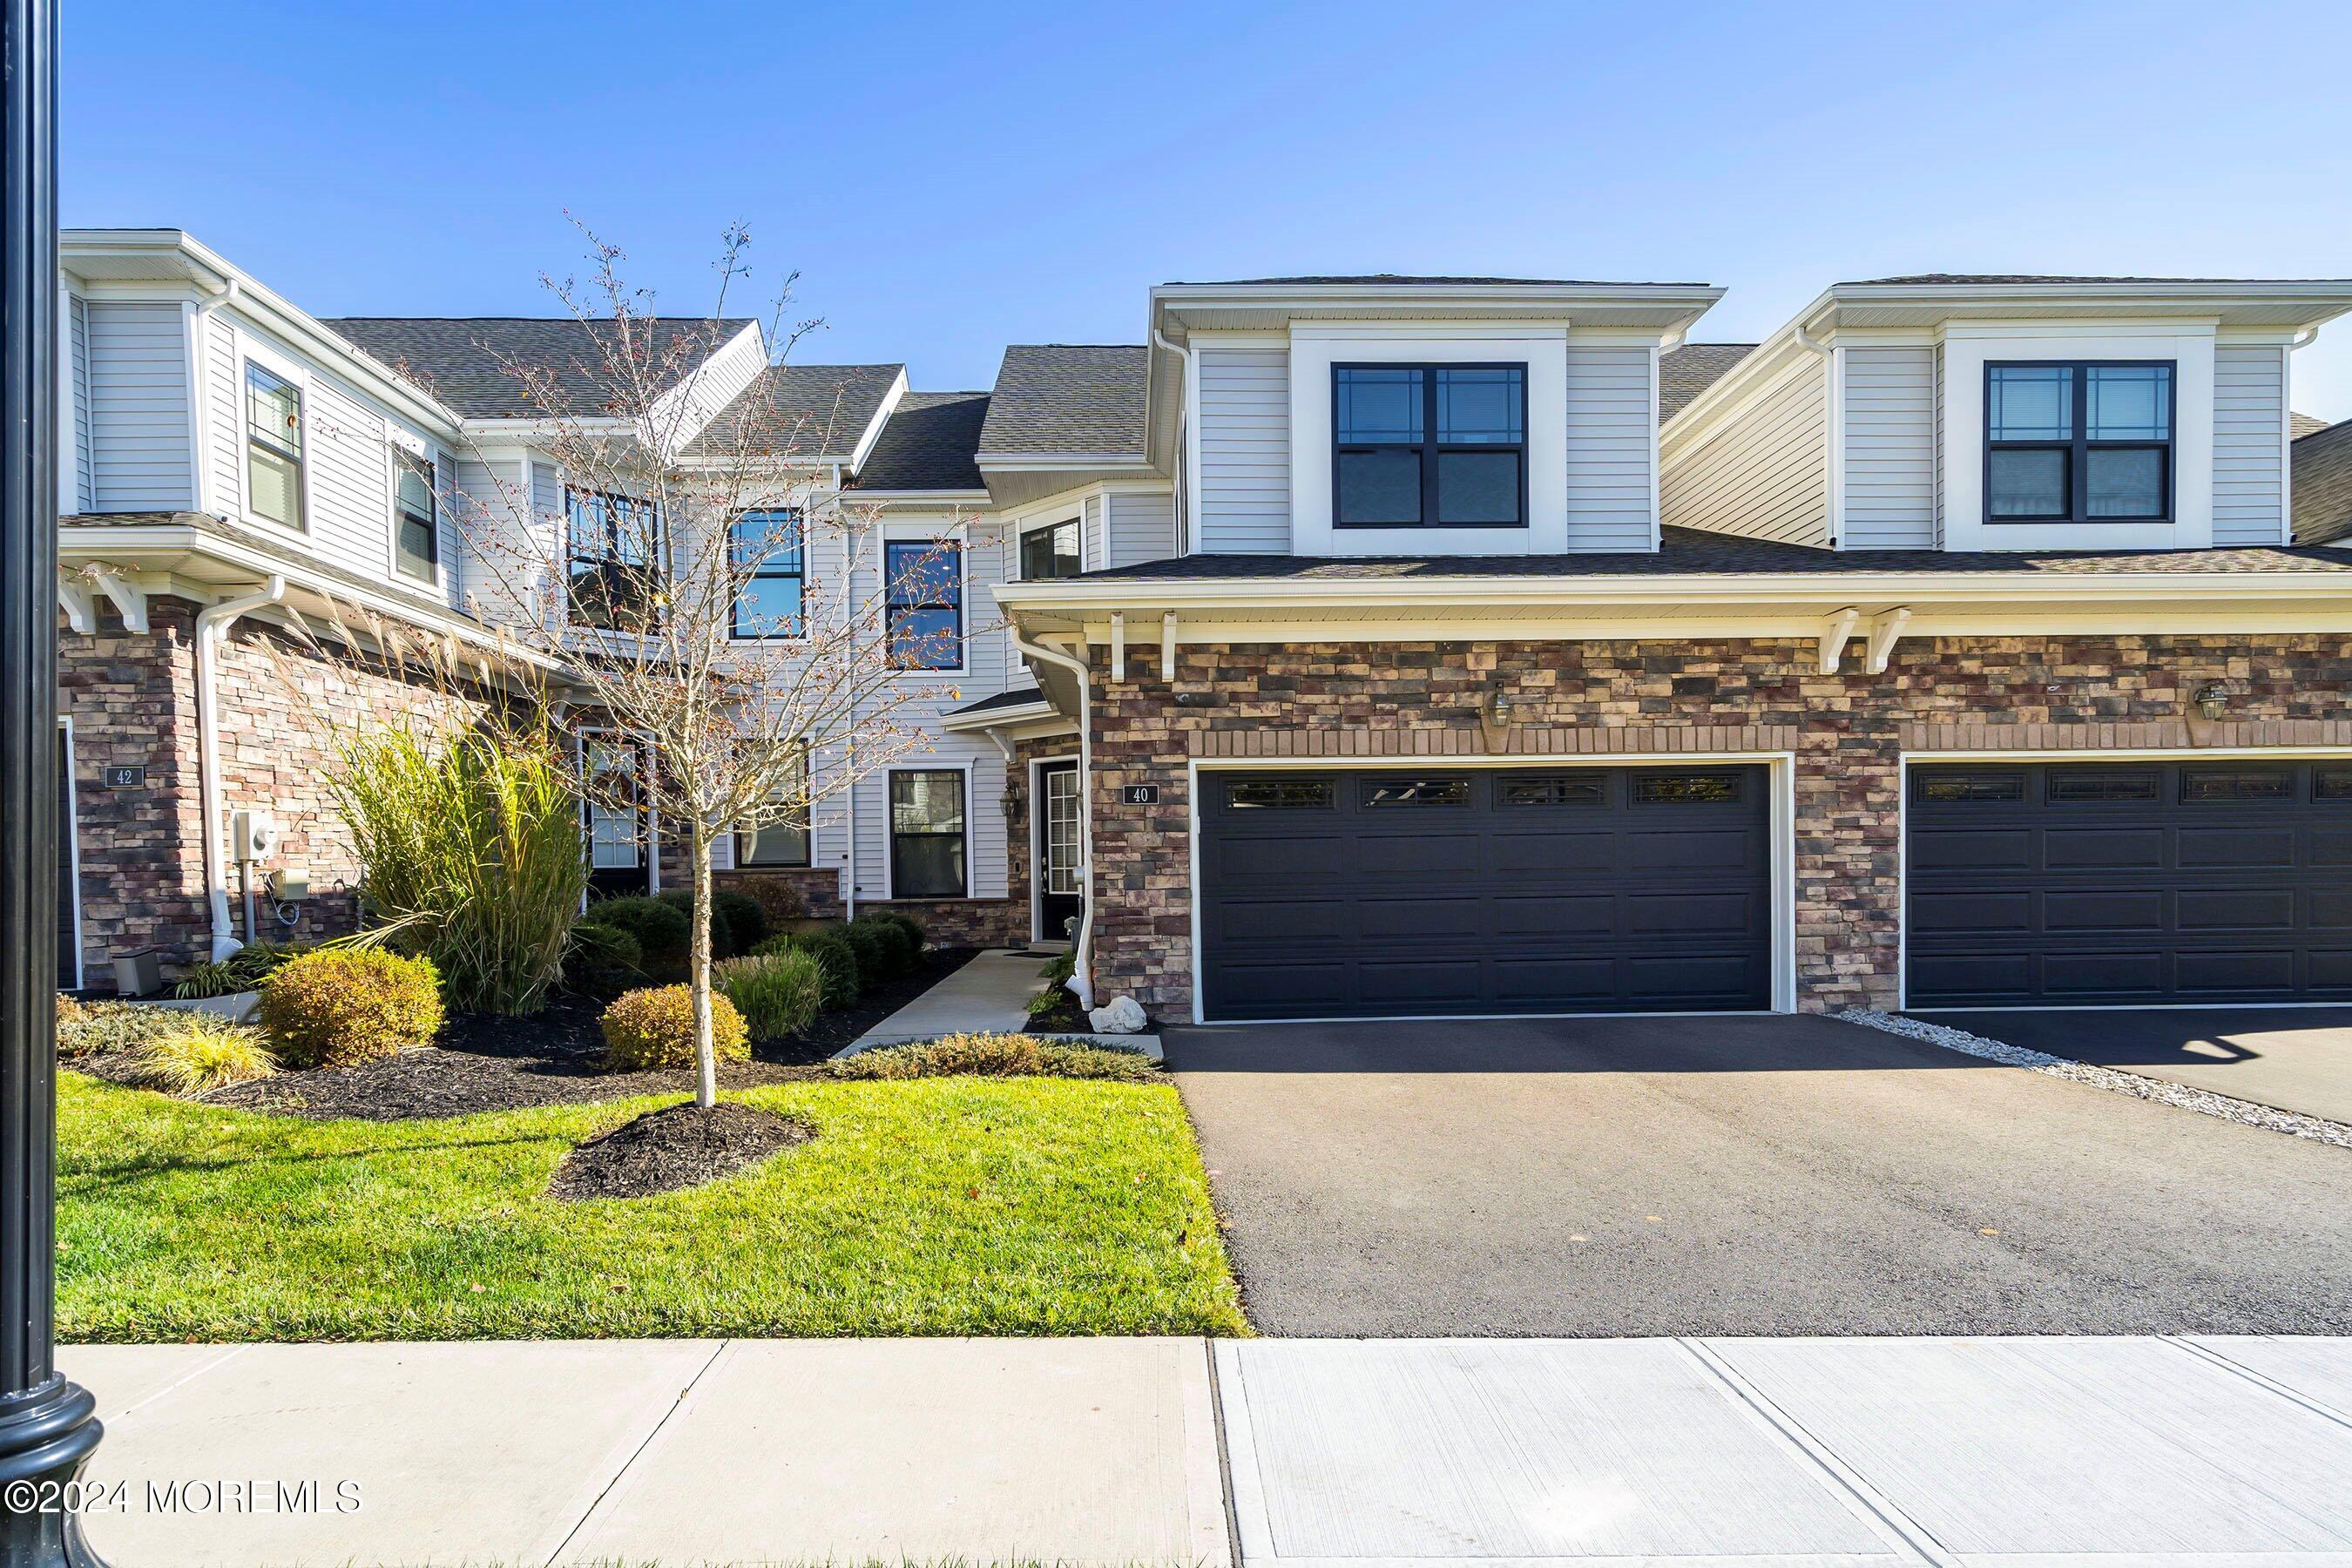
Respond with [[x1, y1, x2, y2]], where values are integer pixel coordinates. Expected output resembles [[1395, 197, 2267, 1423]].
[[230, 808, 279, 862]]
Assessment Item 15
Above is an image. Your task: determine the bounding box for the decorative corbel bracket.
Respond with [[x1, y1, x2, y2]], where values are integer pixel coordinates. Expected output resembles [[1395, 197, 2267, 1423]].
[[1863, 606, 1913, 675], [88, 564, 149, 633], [1161, 610, 1178, 678], [1109, 612, 1127, 682], [1817, 605, 1861, 675], [57, 572, 97, 634]]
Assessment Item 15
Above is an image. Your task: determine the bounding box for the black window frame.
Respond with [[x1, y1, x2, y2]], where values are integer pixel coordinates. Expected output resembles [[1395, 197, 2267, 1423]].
[[391, 447, 438, 584], [884, 538, 964, 671], [1018, 517, 1083, 581], [564, 486, 666, 632], [888, 767, 968, 899], [1331, 362, 1529, 531], [729, 507, 807, 641], [1984, 360, 2176, 526], [244, 360, 307, 532]]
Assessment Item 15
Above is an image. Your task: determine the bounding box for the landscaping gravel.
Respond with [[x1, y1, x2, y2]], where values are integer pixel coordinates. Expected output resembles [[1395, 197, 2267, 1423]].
[[195, 948, 977, 1121], [545, 1102, 815, 1200], [1841, 1008, 2352, 1151]]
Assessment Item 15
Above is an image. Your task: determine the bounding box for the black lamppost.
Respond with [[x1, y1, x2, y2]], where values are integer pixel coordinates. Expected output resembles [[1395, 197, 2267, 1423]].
[[1, 0, 107, 1561]]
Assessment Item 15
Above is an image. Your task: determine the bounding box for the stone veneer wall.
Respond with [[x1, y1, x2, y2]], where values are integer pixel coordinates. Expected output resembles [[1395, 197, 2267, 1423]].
[[61, 597, 484, 985], [1087, 635, 2352, 1018]]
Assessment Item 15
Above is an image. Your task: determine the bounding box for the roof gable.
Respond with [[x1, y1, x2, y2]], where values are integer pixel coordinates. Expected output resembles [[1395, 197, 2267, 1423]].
[[685, 362, 904, 460], [848, 391, 990, 491], [978, 345, 1151, 459], [324, 316, 756, 420]]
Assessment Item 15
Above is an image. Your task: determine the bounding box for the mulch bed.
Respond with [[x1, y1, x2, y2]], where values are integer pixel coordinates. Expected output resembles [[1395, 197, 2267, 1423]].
[[545, 1102, 815, 1201], [1022, 984, 1092, 1032], [186, 947, 980, 1122]]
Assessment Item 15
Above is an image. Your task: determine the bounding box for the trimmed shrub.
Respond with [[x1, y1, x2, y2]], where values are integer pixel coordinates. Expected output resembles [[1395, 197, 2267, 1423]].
[[562, 921, 644, 997], [830, 1031, 1156, 1083], [599, 984, 749, 1071], [258, 948, 444, 1069], [56, 998, 195, 1059], [590, 896, 691, 974], [125, 1018, 277, 1094], [1038, 948, 1076, 986], [856, 909, 924, 958], [716, 950, 826, 1039], [655, 889, 738, 960], [754, 929, 859, 1009], [839, 920, 901, 984], [713, 889, 769, 955]]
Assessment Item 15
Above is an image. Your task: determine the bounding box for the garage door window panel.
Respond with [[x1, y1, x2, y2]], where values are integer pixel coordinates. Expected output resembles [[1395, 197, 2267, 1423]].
[[2182, 767, 2295, 802], [1364, 777, 1470, 807], [1227, 778, 1335, 811]]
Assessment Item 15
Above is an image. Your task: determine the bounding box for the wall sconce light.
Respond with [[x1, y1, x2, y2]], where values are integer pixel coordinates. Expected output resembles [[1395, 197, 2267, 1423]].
[[1477, 678, 1514, 753], [1001, 782, 1025, 828], [2193, 683, 2230, 721]]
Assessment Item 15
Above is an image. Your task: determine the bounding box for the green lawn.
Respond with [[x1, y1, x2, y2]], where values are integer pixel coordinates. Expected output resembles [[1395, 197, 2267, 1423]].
[[58, 1072, 1247, 1341]]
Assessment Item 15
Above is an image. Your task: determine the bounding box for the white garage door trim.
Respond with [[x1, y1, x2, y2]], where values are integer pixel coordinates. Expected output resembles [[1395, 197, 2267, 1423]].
[[1185, 751, 1798, 1025], [1897, 744, 2352, 1012]]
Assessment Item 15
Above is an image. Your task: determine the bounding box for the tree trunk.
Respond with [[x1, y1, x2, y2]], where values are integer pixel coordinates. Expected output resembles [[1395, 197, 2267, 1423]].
[[690, 826, 716, 1110]]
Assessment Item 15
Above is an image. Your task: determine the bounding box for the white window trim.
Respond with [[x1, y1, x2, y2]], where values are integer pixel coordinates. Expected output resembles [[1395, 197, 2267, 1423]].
[[233, 328, 313, 541], [881, 518, 971, 677], [1940, 321, 2217, 552], [1289, 322, 1571, 557], [383, 429, 447, 591], [881, 757, 975, 902], [726, 504, 813, 645]]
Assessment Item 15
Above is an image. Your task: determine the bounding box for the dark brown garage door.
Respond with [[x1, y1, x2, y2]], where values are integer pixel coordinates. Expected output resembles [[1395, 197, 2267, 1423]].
[[1197, 766, 1774, 1021], [1907, 760, 2352, 1007]]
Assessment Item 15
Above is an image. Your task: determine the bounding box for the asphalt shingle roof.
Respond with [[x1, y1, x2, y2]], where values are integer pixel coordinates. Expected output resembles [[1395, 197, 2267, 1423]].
[[946, 686, 1048, 718], [2294, 419, 2352, 545], [978, 345, 1149, 459], [685, 363, 902, 458], [848, 391, 990, 491], [1659, 343, 1757, 422], [324, 316, 754, 419], [1070, 526, 2352, 582], [2292, 412, 2333, 441]]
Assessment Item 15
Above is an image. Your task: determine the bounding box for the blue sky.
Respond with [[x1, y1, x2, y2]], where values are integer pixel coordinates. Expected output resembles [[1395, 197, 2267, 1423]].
[[65, 0, 2352, 417]]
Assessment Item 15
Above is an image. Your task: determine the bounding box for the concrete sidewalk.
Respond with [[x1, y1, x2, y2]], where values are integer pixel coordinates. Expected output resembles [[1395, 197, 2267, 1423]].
[[62, 1334, 2352, 1565], [846, 947, 1164, 1057]]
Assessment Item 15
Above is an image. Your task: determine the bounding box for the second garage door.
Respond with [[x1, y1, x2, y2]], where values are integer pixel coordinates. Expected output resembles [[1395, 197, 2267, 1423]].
[[1197, 765, 1774, 1021], [1907, 759, 2352, 1007]]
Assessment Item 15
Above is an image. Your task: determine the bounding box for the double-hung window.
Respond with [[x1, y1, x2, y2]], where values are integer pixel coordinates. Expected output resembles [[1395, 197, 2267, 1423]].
[[245, 362, 305, 531], [736, 744, 811, 868], [885, 539, 962, 670], [392, 449, 438, 582], [565, 488, 663, 631], [1986, 362, 2173, 524], [889, 769, 966, 897], [1018, 517, 1081, 580], [1333, 363, 1525, 528], [731, 509, 805, 639]]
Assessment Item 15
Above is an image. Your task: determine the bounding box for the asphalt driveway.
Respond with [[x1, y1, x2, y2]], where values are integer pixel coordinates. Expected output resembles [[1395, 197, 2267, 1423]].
[[1927, 1006, 2352, 1125], [1165, 1013, 2352, 1337]]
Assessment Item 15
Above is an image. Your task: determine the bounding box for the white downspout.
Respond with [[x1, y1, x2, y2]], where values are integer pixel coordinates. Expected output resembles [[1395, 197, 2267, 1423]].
[[1010, 629, 1094, 1009], [196, 575, 284, 959]]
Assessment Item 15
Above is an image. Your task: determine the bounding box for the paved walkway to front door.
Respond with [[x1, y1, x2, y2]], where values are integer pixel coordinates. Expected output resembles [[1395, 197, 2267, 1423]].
[[846, 948, 1043, 1050], [1166, 1012, 2352, 1336]]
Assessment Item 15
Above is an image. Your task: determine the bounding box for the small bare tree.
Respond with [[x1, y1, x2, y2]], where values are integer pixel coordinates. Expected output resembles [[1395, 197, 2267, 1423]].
[[443, 222, 968, 1109]]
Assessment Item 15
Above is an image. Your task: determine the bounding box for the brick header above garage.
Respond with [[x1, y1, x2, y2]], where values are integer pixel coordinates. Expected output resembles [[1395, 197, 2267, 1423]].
[[1083, 632, 2352, 1023]]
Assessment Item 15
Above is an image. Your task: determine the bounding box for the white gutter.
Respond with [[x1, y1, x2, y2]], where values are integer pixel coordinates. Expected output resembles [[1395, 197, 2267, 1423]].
[[1010, 629, 1095, 1010], [195, 574, 284, 959]]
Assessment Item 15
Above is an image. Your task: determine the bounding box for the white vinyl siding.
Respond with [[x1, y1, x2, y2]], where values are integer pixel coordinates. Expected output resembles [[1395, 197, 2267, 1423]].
[[201, 312, 240, 515], [1659, 355, 1828, 548], [2213, 343, 2288, 546], [1195, 343, 1289, 552], [841, 517, 1010, 905], [84, 301, 193, 510], [452, 456, 530, 620], [1561, 343, 1655, 551], [67, 294, 91, 513], [1932, 342, 1946, 546], [1842, 345, 1938, 549], [1082, 492, 1105, 570], [1105, 489, 1176, 568]]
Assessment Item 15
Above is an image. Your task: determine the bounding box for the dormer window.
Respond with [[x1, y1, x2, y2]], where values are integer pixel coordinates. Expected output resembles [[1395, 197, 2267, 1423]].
[[1986, 362, 2173, 524], [1333, 363, 1526, 528], [245, 362, 305, 531]]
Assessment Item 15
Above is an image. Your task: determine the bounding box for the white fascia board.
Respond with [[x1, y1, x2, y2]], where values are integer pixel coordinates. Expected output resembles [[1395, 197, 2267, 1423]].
[[843, 368, 911, 477], [938, 699, 1056, 733], [67, 230, 465, 437], [977, 452, 1152, 469], [840, 489, 993, 504], [1151, 280, 1724, 317], [994, 568, 2352, 614]]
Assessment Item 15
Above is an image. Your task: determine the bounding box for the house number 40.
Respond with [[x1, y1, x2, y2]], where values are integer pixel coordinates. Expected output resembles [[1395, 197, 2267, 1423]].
[[1119, 784, 1159, 806]]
